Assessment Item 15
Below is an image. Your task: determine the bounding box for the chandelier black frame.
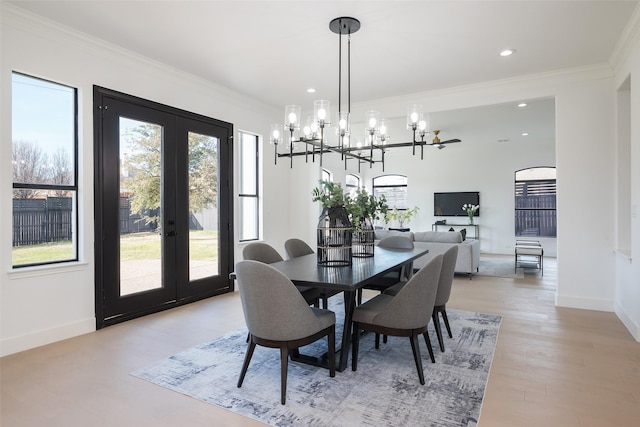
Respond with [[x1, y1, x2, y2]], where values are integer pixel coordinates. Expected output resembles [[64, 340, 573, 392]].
[[269, 17, 460, 172]]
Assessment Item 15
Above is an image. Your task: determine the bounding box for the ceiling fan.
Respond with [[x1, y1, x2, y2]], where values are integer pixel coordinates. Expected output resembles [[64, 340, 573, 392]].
[[430, 130, 461, 149]]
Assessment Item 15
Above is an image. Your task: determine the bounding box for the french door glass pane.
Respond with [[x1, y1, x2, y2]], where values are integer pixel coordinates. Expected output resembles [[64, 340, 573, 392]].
[[119, 117, 163, 296], [188, 132, 219, 281]]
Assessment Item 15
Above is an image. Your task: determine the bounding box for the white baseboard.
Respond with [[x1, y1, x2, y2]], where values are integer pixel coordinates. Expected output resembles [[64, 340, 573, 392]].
[[555, 294, 615, 312], [1, 318, 95, 357], [615, 304, 640, 342]]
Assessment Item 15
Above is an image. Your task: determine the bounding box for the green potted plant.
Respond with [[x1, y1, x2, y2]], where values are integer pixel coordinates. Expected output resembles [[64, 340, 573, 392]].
[[385, 206, 420, 231], [311, 180, 352, 265]]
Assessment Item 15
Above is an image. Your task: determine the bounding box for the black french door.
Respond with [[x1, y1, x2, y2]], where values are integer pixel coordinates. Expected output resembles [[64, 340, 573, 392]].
[[94, 87, 234, 328]]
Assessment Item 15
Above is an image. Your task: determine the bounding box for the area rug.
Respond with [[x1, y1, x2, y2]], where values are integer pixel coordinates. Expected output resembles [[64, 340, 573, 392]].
[[131, 307, 501, 427], [475, 256, 524, 279]]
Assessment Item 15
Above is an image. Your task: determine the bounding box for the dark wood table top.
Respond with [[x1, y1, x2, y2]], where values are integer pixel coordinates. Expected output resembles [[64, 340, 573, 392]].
[[268, 246, 429, 291]]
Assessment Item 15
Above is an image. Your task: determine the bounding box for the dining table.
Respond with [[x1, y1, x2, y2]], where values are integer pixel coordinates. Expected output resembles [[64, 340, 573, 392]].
[[267, 245, 429, 372]]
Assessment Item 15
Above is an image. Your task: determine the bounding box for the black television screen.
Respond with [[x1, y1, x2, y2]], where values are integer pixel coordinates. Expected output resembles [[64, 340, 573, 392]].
[[434, 192, 480, 217]]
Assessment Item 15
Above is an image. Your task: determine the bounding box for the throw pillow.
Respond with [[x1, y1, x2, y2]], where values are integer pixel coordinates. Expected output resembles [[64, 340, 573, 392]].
[[460, 228, 466, 241]]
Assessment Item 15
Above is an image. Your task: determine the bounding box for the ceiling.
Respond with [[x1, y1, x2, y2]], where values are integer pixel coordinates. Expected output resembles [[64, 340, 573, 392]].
[[7, 1, 638, 143]]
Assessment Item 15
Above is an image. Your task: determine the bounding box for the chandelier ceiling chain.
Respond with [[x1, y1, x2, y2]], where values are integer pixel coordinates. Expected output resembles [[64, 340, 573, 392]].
[[269, 16, 460, 172]]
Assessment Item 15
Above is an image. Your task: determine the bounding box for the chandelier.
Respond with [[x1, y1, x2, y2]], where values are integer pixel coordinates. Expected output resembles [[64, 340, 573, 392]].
[[269, 17, 460, 171]]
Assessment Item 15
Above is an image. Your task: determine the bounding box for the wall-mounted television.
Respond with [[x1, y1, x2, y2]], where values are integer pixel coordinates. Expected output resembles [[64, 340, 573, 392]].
[[434, 192, 480, 217]]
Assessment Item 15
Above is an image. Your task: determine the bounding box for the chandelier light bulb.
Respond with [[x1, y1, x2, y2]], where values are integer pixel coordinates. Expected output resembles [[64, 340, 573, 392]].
[[418, 120, 427, 131], [288, 112, 297, 124], [379, 124, 387, 136], [317, 108, 326, 120], [410, 112, 419, 124], [303, 126, 311, 137], [339, 118, 347, 129], [272, 129, 280, 139], [368, 117, 377, 128]]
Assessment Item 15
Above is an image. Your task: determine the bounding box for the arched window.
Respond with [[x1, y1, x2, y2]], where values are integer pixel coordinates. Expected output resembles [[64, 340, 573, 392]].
[[515, 167, 556, 237], [345, 173, 360, 193], [372, 175, 407, 209]]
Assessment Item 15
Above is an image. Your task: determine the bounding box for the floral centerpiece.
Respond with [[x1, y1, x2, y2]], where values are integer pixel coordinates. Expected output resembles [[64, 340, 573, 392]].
[[462, 203, 479, 225]]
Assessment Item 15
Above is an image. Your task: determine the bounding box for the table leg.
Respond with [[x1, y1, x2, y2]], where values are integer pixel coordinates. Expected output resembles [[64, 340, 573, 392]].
[[338, 290, 357, 372]]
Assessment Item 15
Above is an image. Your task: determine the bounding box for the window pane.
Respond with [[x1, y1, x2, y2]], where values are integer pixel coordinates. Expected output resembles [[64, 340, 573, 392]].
[[12, 190, 76, 266], [515, 167, 557, 237], [12, 73, 75, 186], [239, 197, 258, 241], [240, 133, 257, 194], [373, 175, 407, 209], [188, 131, 219, 281]]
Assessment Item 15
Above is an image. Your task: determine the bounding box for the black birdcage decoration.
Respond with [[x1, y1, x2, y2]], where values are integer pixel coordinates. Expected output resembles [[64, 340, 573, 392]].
[[352, 217, 375, 257], [317, 206, 352, 266]]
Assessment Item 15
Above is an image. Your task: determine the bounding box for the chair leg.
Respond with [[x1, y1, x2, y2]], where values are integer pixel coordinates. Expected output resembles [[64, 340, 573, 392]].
[[409, 335, 425, 385], [352, 323, 360, 372], [422, 331, 435, 363], [237, 340, 256, 388], [280, 346, 288, 405], [441, 308, 453, 339], [432, 312, 445, 352], [356, 288, 363, 306], [328, 326, 336, 377], [375, 333, 380, 349]]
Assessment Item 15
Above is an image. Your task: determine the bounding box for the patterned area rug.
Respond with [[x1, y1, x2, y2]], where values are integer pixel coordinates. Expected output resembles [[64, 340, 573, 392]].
[[475, 256, 524, 279], [132, 306, 501, 427]]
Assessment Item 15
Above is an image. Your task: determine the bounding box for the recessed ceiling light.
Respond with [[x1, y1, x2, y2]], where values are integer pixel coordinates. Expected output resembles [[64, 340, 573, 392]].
[[500, 49, 516, 57], [518, 103, 527, 108], [306, 88, 316, 93], [522, 132, 529, 136]]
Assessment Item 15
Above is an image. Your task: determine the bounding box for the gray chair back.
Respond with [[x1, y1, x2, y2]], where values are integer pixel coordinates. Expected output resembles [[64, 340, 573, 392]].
[[284, 238, 314, 259], [242, 242, 283, 264], [377, 235, 415, 280], [235, 260, 332, 341], [435, 246, 458, 306], [373, 254, 443, 329]]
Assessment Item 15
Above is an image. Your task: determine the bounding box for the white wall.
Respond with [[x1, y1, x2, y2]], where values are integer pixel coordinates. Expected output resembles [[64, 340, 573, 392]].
[[613, 12, 640, 341], [0, 6, 282, 356]]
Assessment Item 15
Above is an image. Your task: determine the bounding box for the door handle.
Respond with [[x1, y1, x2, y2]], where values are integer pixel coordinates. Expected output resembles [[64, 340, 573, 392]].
[[166, 231, 176, 237]]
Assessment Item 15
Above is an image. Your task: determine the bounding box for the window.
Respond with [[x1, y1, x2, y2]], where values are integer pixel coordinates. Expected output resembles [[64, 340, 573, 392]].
[[238, 131, 260, 241], [372, 175, 407, 209], [12, 73, 78, 267], [515, 167, 556, 237], [322, 168, 332, 183], [345, 173, 360, 194]]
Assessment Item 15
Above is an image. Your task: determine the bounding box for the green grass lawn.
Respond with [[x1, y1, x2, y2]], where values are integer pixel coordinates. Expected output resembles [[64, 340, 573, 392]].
[[12, 230, 219, 265]]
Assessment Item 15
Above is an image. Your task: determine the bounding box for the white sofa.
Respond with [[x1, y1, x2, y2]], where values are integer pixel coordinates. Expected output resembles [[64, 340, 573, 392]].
[[374, 229, 481, 279]]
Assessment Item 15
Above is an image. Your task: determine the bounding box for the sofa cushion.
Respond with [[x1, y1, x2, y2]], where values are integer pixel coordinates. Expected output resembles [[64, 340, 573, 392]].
[[414, 231, 462, 244], [374, 229, 414, 241]]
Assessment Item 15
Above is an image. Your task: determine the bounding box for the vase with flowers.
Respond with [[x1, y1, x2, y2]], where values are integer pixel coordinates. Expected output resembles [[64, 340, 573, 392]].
[[462, 203, 479, 225]]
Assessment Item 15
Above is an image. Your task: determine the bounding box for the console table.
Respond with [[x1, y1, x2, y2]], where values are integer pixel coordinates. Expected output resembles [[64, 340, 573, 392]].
[[432, 223, 479, 240]]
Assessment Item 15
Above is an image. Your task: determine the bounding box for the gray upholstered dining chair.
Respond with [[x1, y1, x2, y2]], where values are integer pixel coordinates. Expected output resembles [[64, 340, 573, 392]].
[[234, 260, 336, 405], [351, 254, 443, 385], [243, 242, 320, 307], [356, 235, 415, 304], [385, 245, 458, 352], [284, 238, 340, 309]]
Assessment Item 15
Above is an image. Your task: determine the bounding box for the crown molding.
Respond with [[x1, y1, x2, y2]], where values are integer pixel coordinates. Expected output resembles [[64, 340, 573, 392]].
[[609, 2, 640, 72]]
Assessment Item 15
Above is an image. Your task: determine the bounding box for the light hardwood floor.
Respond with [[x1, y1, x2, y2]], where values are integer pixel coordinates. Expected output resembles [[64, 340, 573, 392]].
[[2, 256, 639, 426]]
